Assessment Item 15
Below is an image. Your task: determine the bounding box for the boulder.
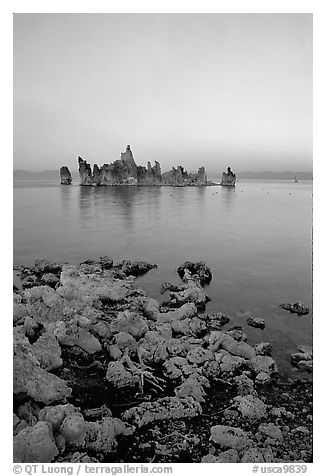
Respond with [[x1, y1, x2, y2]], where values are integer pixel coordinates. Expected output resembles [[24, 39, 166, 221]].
[[249, 355, 278, 376], [85, 417, 134, 454], [177, 261, 212, 286], [60, 166, 72, 185], [106, 361, 140, 389], [279, 302, 309, 315], [32, 332, 63, 371], [122, 396, 202, 427], [233, 395, 267, 421], [110, 310, 148, 339], [13, 422, 59, 463], [258, 423, 283, 440], [210, 425, 252, 450], [254, 342, 272, 356], [247, 315, 265, 329]]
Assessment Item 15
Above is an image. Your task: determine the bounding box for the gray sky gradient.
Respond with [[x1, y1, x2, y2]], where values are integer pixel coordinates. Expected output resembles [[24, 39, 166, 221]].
[[14, 13, 312, 172]]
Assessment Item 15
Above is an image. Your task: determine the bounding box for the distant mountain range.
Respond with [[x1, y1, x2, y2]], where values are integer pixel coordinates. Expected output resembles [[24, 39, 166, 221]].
[[236, 170, 312, 180], [13, 169, 312, 180]]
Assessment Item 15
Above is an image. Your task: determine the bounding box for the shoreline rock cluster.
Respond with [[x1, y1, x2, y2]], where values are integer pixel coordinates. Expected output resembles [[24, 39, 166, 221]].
[[13, 258, 312, 463]]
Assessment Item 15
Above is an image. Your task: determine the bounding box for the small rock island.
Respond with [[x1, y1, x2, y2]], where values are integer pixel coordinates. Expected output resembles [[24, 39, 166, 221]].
[[60, 166, 72, 185], [220, 166, 236, 186], [77, 145, 214, 187]]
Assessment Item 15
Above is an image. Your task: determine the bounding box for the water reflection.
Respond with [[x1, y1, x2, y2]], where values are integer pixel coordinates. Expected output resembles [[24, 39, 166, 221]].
[[60, 184, 73, 211], [220, 186, 236, 209]]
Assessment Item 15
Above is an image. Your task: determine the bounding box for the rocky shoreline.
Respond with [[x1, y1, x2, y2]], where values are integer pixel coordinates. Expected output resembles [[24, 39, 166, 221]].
[[13, 258, 312, 463]]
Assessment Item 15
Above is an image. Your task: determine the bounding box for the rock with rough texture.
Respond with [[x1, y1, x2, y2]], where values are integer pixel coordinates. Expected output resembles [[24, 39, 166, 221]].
[[254, 342, 272, 356], [14, 332, 72, 404], [247, 315, 265, 329], [241, 447, 275, 463], [258, 423, 283, 440], [60, 166, 72, 185], [210, 425, 252, 450], [177, 261, 212, 285], [233, 395, 267, 421], [255, 372, 271, 385], [122, 396, 202, 427], [220, 166, 236, 186], [85, 417, 135, 454], [279, 301, 309, 315], [13, 421, 59, 463], [32, 332, 63, 371], [114, 260, 157, 276], [78, 145, 213, 186], [249, 355, 278, 376], [106, 361, 140, 389], [110, 310, 148, 339], [291, 346, 312, 372], [170, 280, 209, 309]]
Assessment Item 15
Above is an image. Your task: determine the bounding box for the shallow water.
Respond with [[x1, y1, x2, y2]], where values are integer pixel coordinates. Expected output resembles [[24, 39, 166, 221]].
[[13, 177, 313, 376]]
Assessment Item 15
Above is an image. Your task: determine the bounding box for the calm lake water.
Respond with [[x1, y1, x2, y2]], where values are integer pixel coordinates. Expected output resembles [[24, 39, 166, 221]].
[[13, 177, 313, 376]]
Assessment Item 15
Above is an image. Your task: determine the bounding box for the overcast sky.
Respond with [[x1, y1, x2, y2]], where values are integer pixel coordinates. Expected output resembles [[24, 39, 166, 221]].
[[14, 13, 312, 172]]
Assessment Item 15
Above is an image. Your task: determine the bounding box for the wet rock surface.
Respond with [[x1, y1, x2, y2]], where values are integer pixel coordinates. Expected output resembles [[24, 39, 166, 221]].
[[280, 302, 310, 316], [13, 258, 312, 463]]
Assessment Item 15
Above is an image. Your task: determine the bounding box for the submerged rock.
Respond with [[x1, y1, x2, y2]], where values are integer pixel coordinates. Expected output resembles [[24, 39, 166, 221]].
[[279, 302, 309, 315], [247, 315, 265, 329]]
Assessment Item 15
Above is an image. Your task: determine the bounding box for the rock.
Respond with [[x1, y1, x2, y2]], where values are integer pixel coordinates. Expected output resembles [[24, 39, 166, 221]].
[[247, 315, 265, 329], [297, 360, 313, 372], [85, 417, 134, 454], [291, 346, 313, 372], [99, 256, 114, 269], [226, 327, 247, 341], [249, 355, 278, 376], [241, 447, 268, 463], [216, 352, 244, 374], [170, 280, 209, 309], [217, 333, 256, 360], [34, 259, 62, 274], [114, 260, 157, 276], [187, 347, 214, 365], [255, 372, 271, 385], [158, 302, 198, 322], [122, 396, 202, 427], [258, 423, 283, 440], [220, 166, 236, 186], [280, 302, 309, 315], [175, 376, 208, 403], [41, 273, 60, 287], [39, 404, 77, 431], [177, 261, 212, 285], [60, 166, 72, 184], [171, 316, 207, 337], [106, 361, 140, 389], [233, 395, 267, 420], [32, 332, 63, 371], [13, 421, 59, 463], [235, 373, 258, 396], [254, 342, 272, 356], [142, 298, 160, 321], [60, 413, 86, 446], [110, 310, 148, 339], [14, 334, 72, 404], [205, 312, 230, 330], [210, 425, 252, 450]]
